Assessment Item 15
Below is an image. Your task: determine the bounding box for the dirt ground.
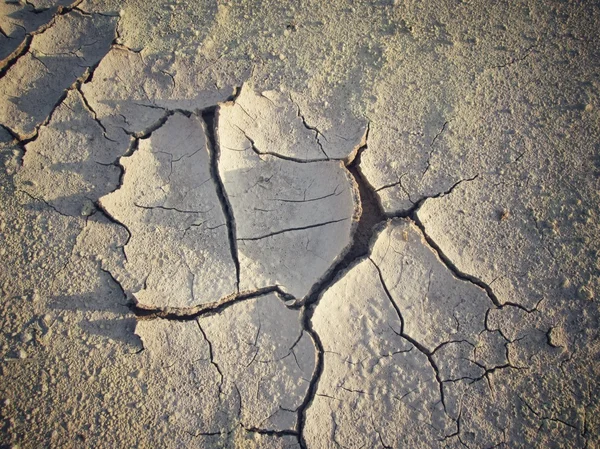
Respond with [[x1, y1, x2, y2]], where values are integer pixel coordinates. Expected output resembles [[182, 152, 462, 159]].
[[1, 0, 599, 448]]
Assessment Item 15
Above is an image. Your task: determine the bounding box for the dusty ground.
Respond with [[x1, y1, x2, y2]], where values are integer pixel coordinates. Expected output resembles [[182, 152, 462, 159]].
[[1, 0, 599, 448]]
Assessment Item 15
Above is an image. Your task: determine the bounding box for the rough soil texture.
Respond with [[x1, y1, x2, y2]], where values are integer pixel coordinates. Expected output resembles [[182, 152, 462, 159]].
[[1, 0, 599, 448]]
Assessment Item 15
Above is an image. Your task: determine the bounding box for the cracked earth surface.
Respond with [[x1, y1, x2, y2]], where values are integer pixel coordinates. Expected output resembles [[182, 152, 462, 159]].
[[1, 0, 599, 448]]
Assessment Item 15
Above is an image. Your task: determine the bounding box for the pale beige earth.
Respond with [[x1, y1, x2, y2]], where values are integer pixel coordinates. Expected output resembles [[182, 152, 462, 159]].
[[0, 0, 599, 448]]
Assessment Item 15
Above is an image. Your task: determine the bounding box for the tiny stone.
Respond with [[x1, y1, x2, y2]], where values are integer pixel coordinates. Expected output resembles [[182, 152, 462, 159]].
[[81, 200, 95, 217], [578, 285, 594, 300], [21, 333, 33, 343]]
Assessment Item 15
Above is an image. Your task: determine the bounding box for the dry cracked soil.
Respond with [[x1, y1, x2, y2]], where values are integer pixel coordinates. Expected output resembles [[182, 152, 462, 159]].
[[1, 0, 599, 448]]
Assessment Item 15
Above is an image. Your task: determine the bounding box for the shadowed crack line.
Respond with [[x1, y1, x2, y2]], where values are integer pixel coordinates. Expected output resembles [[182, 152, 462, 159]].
[[296, 305, 325, 449], [235, 126, 329, 163], [243, 427, 299, 437], [202, 107, 241, 292], [131, 285, 295, 320], [411, 208, 538, 313], [133, 203, 213, 215]]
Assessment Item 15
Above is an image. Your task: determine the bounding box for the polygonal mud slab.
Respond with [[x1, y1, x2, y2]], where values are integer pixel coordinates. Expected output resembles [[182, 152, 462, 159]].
[[14, 88, 129, 216], [0, 10, 116, 137], [216, 94, 361, 300], [369, 220, 496, 350], [217, 85, 330, 162], [0, 0, 74, 62], [100, 112, 237, 309], [136, 293, 314, 437], [304, 219, 509, 447], [199, 293, 315, 432], [79, 47, 245, 140], [134, 318, 237, 435]]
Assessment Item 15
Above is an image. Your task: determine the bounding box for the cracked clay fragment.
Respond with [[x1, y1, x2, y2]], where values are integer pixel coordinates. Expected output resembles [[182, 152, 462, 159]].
[[100, 112, 237, 309], [218, 84, 329, 161], [216, 91, 361, 300], [79, 47, 240, 140], [0, 10, 116, 137], [15, 89, 129, 216], [199, 293, 316, 432], [134, 319, 236, 435], [136, 293, 315, 436]]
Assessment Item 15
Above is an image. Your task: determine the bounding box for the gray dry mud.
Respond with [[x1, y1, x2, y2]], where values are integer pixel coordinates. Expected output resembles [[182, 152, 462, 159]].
[[1, 0, 599, 448]]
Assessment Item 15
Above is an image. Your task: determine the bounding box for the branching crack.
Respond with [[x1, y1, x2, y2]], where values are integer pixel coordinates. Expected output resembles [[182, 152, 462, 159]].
[[422, 120, 449, 177], [411, 209, 539, 313], [196, 321, 224, 395], [518, 395, 580, 432], [289, 93, 329, 160], [76, 86, 118, 142], [369, 257, 447, 412], [81, 87, 548, 449]]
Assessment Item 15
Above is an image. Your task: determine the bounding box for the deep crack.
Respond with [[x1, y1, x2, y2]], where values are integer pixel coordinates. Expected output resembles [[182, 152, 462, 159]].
[[202, 107, 241, 292]]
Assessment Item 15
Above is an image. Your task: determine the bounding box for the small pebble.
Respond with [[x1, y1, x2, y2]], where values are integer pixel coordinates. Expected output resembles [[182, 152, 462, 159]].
[[578, 285, 594, 300]]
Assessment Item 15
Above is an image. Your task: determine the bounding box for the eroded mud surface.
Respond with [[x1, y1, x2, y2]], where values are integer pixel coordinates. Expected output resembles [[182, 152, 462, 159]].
[[1, 1, 599, 448]]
